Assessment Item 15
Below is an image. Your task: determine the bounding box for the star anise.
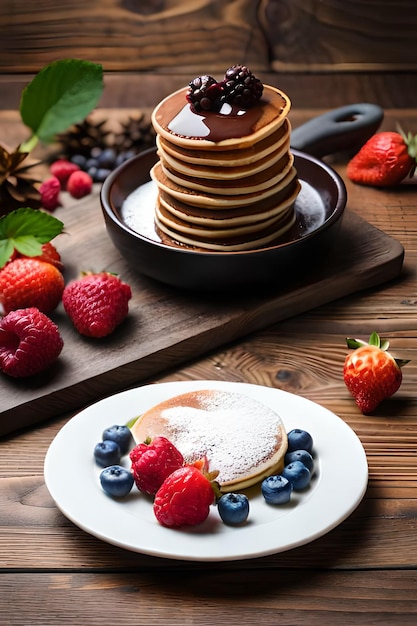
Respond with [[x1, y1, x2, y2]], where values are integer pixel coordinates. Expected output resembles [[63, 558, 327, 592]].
[[0, 145, 42, 216]]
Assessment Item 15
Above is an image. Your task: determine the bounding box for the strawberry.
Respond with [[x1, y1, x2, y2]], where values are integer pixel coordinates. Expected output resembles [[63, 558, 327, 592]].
[[0, 257, 65, 314], [343, 332, 409, 414], [153, 458, 220, 527], [0, 307, 64, 377], [62, 271, 132, 337], [0, 207, 64, 270], [347, 130, 417, 187], [129, 436, 184, 495], [12, 242, 63, 270]]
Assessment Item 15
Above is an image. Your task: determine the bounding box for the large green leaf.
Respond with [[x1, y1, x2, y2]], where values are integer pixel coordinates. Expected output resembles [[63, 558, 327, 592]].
[[0, 207, 64, 268], [19, 59, 103, 146]]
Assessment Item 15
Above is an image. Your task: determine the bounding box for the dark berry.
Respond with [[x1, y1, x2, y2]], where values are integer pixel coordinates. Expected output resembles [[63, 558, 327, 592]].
[[97, 148, 117, 168], [95, 168, 112, 182], [94, 440, 121, 467], [285, 449, 314, 472], [287, 429, 313, 453], [261, 474, 293, 504], [218, 493, 249, 525], [186, 75, 223, 112], [70, 154, 88, 168], [90, 146, 102, 159], [221, 64, 263, 108], [87, 166, 98, 180], [102, 424, 133, 455], [282, 461, 311, 490], [100, 465, 134, 497]]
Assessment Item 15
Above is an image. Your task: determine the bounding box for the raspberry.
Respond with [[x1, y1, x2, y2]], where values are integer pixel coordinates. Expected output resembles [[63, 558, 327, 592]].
[[0, 307, 64, 378], [62, 272, 132, 337], [221, 65, 263, 108], [50, 159, 80, 189], [153, 460, 218, 527], [39, 176, 61, 211], [186, 75, 224, 112], [130, 436, 184, 495], [67, 170, 93, 199]]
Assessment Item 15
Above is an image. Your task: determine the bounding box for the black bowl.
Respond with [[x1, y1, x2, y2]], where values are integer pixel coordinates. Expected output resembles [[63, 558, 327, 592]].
[[100, 148, 346, 291]]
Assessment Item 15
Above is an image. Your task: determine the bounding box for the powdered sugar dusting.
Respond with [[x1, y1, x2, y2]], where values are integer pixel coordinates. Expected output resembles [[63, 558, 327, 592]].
[[160, 390, 284, 483]]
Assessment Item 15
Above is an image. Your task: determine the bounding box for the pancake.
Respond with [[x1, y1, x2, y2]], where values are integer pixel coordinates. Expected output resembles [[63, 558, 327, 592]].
[[130, 389, 288, 492], [149, 76, 301, 251]]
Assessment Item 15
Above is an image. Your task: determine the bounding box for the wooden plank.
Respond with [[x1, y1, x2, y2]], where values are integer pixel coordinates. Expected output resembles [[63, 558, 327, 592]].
[[2, 72, 417, 111], [0, 196, 404, 435], [264, 0, 417, 72], [0, 0, 269, 74], [0, 474, 416, 570], [0, 1, 416, 74], [0, 571, 416, 625]]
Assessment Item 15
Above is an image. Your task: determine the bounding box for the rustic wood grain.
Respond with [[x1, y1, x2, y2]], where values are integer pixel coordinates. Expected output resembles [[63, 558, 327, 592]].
[[2, 71, 417, 111], [1, 571, 416, 625], [1, 102, 417, 624], [262, 0, 417, 72], [0, 201, 404, 436], [0, 0, 269, 74], [0, 0, 415, 75]]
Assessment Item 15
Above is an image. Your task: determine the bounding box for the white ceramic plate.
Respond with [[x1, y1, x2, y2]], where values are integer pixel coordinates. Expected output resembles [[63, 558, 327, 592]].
[[44, 380, 368, 562]]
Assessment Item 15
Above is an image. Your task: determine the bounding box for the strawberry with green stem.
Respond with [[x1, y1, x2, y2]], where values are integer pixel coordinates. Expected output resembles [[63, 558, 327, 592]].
[[0, 207, 64, 269], [347, 128, 417, 187], [343, 332, 409, 414]]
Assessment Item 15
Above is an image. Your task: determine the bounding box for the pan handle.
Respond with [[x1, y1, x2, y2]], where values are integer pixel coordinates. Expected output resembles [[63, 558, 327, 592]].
[[290, 103, 384, 158]]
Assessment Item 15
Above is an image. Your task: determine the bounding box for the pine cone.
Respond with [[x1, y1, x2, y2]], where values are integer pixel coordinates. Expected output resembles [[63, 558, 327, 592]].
[[112, 114, 156, 153], [56, 118, 110, 158], [0, 145, 41, 216]]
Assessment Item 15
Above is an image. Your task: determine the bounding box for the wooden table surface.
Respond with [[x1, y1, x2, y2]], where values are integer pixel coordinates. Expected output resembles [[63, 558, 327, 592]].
[[1, 101, 417, 625]]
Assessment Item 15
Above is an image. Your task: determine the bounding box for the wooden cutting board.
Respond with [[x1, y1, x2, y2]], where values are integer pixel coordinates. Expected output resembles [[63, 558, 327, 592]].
[[0, 190, 404, 436]]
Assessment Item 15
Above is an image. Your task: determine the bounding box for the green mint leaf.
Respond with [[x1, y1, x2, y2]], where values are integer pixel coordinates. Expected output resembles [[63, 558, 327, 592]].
[[19, 59, 103, 147], [0, 207, 64, 268], [125, 415, 140, 429], [0, 239, 14, 269]]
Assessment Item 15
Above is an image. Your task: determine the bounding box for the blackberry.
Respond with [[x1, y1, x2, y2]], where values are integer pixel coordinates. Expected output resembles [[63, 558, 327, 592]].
[[221, 65, 263, 108], [186, 75, 224, 112]]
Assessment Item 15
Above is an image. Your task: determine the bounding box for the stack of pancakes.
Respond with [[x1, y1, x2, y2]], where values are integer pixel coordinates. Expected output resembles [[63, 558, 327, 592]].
[[150, 85, 301, 251], [130, 389, 288, 492]]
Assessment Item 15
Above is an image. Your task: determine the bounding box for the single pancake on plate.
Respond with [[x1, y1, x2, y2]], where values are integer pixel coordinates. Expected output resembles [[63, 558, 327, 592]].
[[130, 388, 288, 492]]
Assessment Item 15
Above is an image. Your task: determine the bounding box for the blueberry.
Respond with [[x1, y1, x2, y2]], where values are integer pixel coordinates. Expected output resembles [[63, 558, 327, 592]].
[[102, 424, 133, 454], [97, 148, 117, 168], [70, 154, 87, 168], [100, 465, 134, 497], [94, 440, 121, 467], [86, 157, 99, 170], [284, 449, 314, 472], [287, 429, 313, 453], [218, 493, 249, 525], [115, 150, 136, 167], [261, 474, 293, 504], [90, 146, 103, 159], [87, 166, 99, 181], [282, 460, 311, 490], [95, 167, 112, 182]]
